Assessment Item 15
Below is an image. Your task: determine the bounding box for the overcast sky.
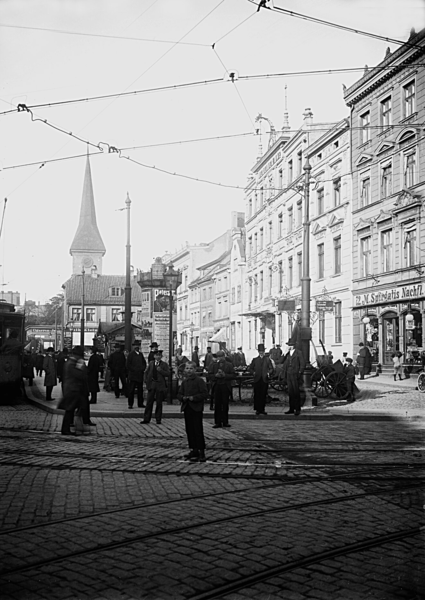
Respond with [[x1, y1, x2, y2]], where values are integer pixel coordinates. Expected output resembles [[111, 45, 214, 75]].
[[1, 0, 424, 303]]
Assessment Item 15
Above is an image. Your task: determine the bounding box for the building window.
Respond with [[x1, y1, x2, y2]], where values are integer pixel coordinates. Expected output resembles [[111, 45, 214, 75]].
[[237, 284, 241, 302], [259, 228, 264, 251], [208, 311, 212, 325], [360, 111, 370, 144], [111, 308, 121, 322], [231, 287, 235, 304], [217, 301, 221, 318], [278, 213, 283, 238], [203, 288, 206, 300], [297, 200, 302, 227], [380, 96, 392, 127], [254, 275, 258, 302], [288, 159, 293, 183], [334, 236, 341, 275], [381, 163, 392, 198], [248, 236, 252, 257], [334, 301, 342, 344], [319, 312, 325, 343], [288, 257, 293, 288], [260, 187, 264, 206], [208, 286, 212, 299], [403, 226, 417, 267], [71, 307, 81, 321], [279, 168, 283, 189], [248, 321, 252, 349], [224, 275, 228, 289], [297, 252, 302, 286], [278, 261, 283, 292], [297, 150, 303, 176], [268, 265, 273, 295], [317, 188, 324, 215], [254, 232, 258, 254], [254, 192, 258, 213], [110, 286, 123, 297], [381, 229, 393, 272], [403, 80, 415, 118], [360, 236, 372, 277], [404, 152, 416, 188], [360, 175, 371, 208], [259, 271, 263, 297], [288, 206, 293, 233], [318, 243, 325, 279], [202, 312, 206, 327], [248, 197, 252, 218], [86, 308, 95, 322], [333, 178, 341, 207], [268, 221, 273, 244], [249, 279, 253, 304]]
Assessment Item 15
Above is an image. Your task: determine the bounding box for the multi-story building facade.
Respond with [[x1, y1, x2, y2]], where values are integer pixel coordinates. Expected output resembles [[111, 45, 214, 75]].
[[344, 28, 425, 367], [243, 109, 339, 361], [305, 118, 353, 358]]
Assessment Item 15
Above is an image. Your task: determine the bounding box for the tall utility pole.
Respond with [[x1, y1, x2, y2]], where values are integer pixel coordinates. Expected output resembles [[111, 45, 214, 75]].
[[124, 192, 132, 353], [300, 156, 312, 385], [80, 267, 85, 348]]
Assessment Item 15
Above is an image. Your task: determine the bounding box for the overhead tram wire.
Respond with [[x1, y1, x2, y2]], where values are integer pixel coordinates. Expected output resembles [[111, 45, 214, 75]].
[[213, 47, 256, 130], [247, 0, 425, 51], [0, 22, 210, 47], [2, 62, 424, 118], [212, 10, 256, 46]]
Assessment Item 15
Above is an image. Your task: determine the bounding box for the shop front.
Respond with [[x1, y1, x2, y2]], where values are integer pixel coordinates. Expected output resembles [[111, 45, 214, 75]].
[[353, 283, 424, 367]]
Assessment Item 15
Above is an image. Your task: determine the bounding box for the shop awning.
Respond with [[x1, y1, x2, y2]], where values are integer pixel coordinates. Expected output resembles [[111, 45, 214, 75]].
[[209, 328, 227, 342]]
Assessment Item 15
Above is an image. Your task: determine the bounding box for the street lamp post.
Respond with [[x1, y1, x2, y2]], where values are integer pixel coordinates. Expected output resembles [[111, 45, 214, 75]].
[[124, 193, 132, 353], [300, 156, 312, 386], [164, 264, 183, 404], [80, 267, 85, 348]]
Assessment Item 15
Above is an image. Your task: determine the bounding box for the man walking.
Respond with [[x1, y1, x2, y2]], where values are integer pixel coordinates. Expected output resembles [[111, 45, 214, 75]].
[[191, 345, 200, 368], [108, 344, 127, 399], [141, 349, 169, 424], [126, 341, 147, 409], [249, 343, 274, 416], [87, 347, 102, 404], [281, 341, 306, 416], [59, 346, 89, 435], [208, 350, 234, 428], [43, 347, 57, 401], [356, 342, 372, 380]]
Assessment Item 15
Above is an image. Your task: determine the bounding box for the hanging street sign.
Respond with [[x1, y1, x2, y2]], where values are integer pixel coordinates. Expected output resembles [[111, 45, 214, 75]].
[[316, 300, 334, 312]]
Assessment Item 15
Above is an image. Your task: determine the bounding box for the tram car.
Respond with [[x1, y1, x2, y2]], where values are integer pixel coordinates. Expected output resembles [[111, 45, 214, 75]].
[[0, 300, 25, 393]]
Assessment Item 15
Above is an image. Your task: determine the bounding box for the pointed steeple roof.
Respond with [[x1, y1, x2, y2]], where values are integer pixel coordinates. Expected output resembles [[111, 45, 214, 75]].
[[70, 155, 106, 255]]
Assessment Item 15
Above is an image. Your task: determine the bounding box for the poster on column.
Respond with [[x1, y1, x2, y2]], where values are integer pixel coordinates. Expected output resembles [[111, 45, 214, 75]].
[[153, 313, 169, 362]]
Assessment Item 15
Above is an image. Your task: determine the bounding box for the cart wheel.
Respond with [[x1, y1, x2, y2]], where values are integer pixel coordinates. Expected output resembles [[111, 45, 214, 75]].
[[417, 372, 425, 393], [311, 370, 322, 393], [325, 372, 349, 399], [314, 373, 333, 398], [270, 380, 286, 392]]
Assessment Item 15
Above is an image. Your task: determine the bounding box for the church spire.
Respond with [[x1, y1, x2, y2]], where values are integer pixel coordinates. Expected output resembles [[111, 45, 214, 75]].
[[70, 155, 106, 275]]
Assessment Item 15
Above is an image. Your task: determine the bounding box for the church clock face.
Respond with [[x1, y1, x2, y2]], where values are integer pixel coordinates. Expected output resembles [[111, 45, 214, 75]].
[[82, 256, 94, 268]]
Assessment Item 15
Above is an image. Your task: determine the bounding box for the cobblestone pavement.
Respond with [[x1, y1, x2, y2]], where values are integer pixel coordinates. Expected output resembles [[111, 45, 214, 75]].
[[0, 396, 424, 600]]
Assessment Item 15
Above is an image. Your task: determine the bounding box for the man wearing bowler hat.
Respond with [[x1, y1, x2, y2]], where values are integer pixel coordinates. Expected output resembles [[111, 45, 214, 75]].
[[126, 341, 147, 409], [249, 344, 274, 416], [108, 344, 127, 399], [148, 342, 159, 363], [141, 349, 169, 424], [281, 339, 305, 416]]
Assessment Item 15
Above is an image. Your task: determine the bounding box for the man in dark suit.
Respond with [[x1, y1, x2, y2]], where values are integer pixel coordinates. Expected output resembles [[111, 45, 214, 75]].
[[126, 341, 147, 409], [147, 342, 159, 363], [281, 341, 306, 416], [141, 349, 170, 424], [208, 350, 234, 428], [233, 346, 247, 368], [249, 344, 274, 416], [108, 344, 127, 399], [191, 345, 200, 368]]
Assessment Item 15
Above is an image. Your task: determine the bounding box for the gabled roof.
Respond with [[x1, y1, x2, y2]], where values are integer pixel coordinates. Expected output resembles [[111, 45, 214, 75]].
[[70, 156, 106, 255], [63, 275, 142, 305]]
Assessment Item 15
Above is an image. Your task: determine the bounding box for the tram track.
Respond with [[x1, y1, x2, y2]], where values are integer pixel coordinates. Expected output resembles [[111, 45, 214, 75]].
[[188, 526, 423, 600]]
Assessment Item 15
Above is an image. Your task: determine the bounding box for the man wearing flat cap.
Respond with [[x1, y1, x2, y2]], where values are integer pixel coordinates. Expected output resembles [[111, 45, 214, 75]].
[[126, 341, 147, 409], [141, 349, 170, 424], [249, 344, 274, 416], [281, 340, 305, 416]]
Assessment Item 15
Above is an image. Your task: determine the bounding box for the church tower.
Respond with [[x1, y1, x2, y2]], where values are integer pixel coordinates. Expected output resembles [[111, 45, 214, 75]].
[[70, 155, 106, 275]]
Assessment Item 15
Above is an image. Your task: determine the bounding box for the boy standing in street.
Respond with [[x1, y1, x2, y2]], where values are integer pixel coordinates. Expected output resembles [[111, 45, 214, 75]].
[[178, 361, 208, 462], [344, 357, 356, 402]]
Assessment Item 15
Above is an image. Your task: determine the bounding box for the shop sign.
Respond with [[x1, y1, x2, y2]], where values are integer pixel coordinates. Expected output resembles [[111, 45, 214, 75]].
[[355, 283, 425, 307], [316, 300, 334, 312], [277, 299, 296, 312]]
